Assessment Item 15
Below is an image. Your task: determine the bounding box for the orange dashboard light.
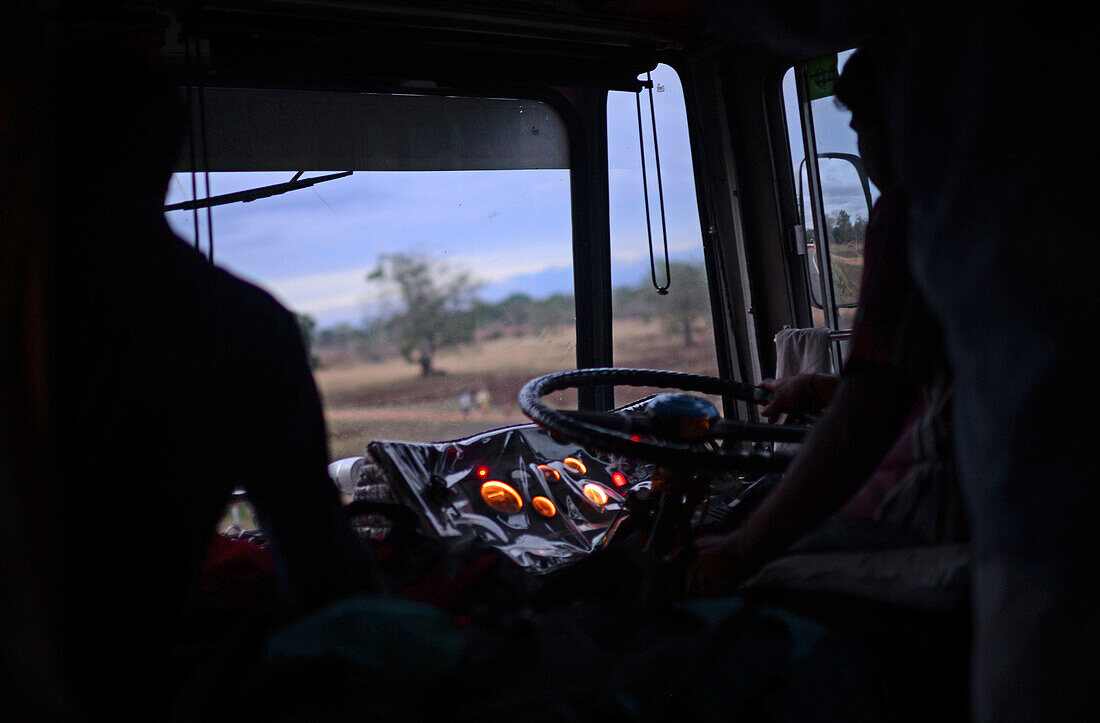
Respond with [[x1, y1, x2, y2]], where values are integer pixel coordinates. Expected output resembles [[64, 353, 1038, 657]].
[[476, 465, 490, 478], [480, 481, 523, 514], [582, 483, 610, 506], [532, 496, 558, 518], [611, 471, 628, 487], [563, 457, 587, 475], [537, 464, 561, 481]]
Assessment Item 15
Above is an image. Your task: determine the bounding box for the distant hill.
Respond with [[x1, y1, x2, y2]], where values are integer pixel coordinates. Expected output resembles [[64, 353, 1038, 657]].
[[479, 252, 704, 303], [316, 251, 707, 330]]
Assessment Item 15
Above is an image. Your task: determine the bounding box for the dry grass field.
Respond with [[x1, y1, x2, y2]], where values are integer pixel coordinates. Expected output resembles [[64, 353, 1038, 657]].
[[315, 317, 720, 459]]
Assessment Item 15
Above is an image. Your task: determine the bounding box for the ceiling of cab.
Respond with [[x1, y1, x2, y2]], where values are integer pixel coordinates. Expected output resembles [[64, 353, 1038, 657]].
[[141, 0, 712, 92], [111, 1, 889, 89], [159, 0, 707, 44]]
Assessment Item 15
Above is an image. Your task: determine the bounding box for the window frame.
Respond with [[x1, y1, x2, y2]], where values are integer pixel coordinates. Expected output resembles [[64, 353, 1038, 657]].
[[777, 49, 869, 368], [603, 62, 729, 405], [175, 80, 618, 411]]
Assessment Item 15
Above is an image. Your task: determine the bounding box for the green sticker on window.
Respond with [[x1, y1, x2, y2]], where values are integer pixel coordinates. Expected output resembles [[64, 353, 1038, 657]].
[[805, 55, 839, 100]]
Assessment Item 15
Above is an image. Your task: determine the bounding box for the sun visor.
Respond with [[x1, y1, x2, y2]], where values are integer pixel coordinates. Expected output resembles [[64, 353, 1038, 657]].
[[176, 87, 569, 172]]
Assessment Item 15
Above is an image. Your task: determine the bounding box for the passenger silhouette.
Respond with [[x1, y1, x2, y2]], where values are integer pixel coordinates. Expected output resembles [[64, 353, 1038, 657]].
[[50, 43, 377, 718], [882, 10, 1100, 721]]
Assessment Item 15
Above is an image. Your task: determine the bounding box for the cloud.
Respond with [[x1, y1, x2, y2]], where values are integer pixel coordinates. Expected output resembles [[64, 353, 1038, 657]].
[[233, 264, 378, 316], [253, 250, 580, 322], [159, 67, 714, 331]]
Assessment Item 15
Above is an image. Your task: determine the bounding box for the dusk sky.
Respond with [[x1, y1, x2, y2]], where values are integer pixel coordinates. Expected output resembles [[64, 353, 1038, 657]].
[[165, 60, 867, 329]]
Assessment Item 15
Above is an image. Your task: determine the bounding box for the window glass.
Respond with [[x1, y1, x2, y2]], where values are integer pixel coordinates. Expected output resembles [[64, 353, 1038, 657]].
[[782, 50, 880, 331], [166, 95, 574, 460], [607, 64, 719, 407]]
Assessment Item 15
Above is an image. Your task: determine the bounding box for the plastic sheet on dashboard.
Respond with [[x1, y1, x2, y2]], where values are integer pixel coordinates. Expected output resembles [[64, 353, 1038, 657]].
[[366, 423, 653, 574]]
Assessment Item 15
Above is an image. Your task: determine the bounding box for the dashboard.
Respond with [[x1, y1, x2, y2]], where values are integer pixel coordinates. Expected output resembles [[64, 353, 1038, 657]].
[[359, 421, 655, 573]]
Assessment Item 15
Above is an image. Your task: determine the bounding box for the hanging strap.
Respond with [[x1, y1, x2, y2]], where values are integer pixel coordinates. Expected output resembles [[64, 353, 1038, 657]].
[[635, 71, 671, 295]]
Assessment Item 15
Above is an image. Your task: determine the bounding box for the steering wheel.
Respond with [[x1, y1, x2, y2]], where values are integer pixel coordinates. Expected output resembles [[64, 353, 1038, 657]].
[[519, 368, 807, 473]]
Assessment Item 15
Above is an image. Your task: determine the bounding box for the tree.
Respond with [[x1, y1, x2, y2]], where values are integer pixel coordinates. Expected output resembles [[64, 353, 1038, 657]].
[[852, 213, 867, 244], [366, 253, 480, 377], [828, 209, 854, 246], [614, 281, 658, 322], [293, 312, 320, 369], [660, 262, 710, 347], [617, 262, 710, 347]]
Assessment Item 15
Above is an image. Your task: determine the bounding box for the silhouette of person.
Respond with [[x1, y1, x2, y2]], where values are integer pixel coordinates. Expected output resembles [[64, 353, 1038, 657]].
[[50, 41, 377, 718], [696, 47, 963, 587], [880, 11, 1100, 720]]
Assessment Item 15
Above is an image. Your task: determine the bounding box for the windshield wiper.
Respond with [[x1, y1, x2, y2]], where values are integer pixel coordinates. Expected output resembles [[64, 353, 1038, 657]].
[[164, 170, 353, 212]]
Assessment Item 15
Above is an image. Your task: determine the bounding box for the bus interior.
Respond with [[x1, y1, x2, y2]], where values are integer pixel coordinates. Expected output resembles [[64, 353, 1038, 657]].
[[2, 2, 1091, 721]]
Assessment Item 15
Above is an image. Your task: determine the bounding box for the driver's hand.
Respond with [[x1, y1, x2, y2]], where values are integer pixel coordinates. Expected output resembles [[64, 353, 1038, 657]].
[[687, 530, 752, 597], [759, 373, 840, 422]]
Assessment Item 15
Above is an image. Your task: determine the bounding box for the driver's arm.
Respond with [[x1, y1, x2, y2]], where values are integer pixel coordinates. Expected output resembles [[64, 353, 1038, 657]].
[[695, 358, 917, 590], [696, 186, 921, 590]]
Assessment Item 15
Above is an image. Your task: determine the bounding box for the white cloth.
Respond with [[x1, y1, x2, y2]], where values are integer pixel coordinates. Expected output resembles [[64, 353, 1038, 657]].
[[772, 326, 833, 454], [774, 326, 833, 379]]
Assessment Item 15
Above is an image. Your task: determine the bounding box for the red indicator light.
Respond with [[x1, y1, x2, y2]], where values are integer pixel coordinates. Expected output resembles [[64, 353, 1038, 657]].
[[476, 466, 489, 478], [582, 483, 610, 506], [563, 457, 587, 475], [532, 496, 557, 518], [537, 464, 561, 481], [480, 481, 523, 514], [611, 472, 628, 487], [630, 435, 642, 443]]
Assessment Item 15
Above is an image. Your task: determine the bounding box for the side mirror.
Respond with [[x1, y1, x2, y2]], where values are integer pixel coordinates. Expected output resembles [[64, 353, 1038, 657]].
[[797, 152, 874, 309]]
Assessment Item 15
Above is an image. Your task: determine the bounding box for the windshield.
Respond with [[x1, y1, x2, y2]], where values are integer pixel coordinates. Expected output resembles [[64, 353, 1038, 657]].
[[166, 167, 575, 458]]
